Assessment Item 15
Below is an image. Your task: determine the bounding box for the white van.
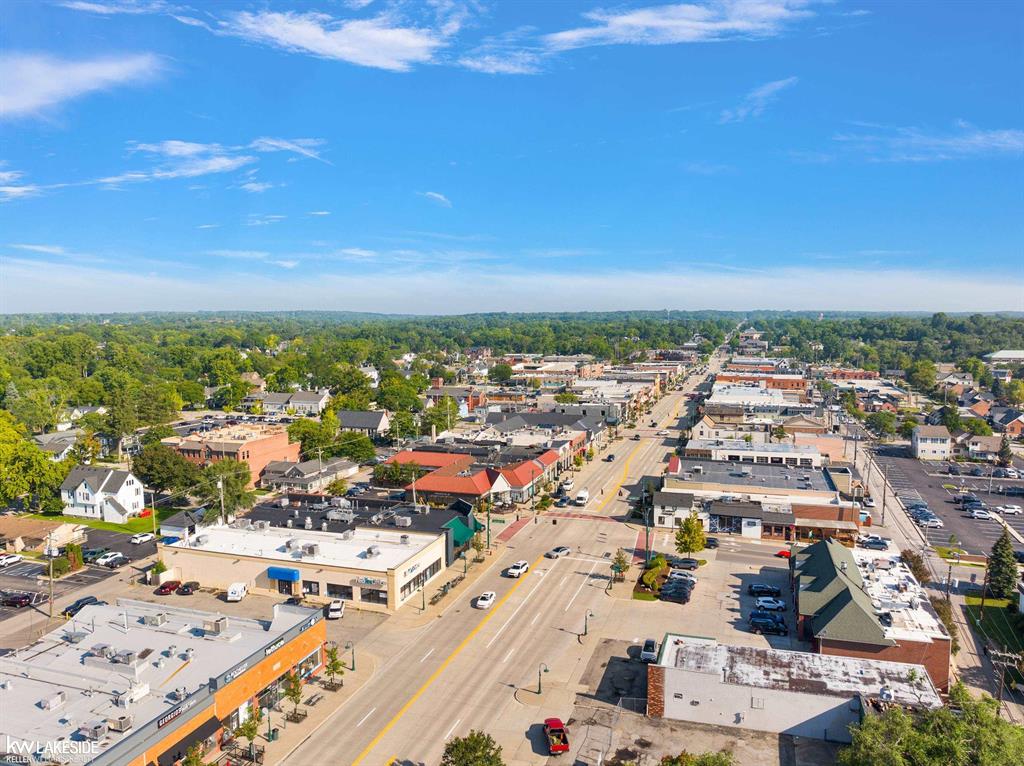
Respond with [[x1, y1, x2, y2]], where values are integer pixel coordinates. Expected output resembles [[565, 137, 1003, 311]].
[[575, 489, 590, 506], [226, 583, 248, 602]]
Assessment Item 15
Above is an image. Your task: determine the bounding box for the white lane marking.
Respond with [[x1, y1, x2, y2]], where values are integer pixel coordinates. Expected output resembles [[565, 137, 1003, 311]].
[[559, 575, 568, 587], [531, 612, 540, 626], [503, 647, 515, 663], [485, 564, 554, 648], [444, 718, 462, 740], [356, 707, 376, 727], [564, 561, 599, 611], [420, 648, 434, 663]]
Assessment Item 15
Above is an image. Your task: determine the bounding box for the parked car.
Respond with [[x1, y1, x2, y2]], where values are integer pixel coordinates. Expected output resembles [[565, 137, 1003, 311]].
[[326, 599, 345, 619], [640, 638, 659, 662], [95, 551, 126, 567], [996, 505, 1023, 515], [62, 595, 101, 618], [82, 547, 110, 563], [659, 589, 691, 604], [545, 546, 571, 559], [670, 557, 699, 570], [967, 509, 993, 520], [749, 609, 785, 624], [969, 466, 985, 477], [947, 463, 961, 475], [543, 718, 570, 755], [555, 496, 570, 507], [860, 538, 889, 551], [506, 560, 530, 578], [775, 549, 792, 559], [156, 580, 181, 595], [605, 454, 616, 462], [1, 592, 32, 608], [632, 434, 641, 441], [666, 570, 697, 582], [747, 583, 781, 598], [1005, 468, 1020, 479], [862, 497, 876, 508], [954, 493, 978, 505], [130, 532, 155, 545], [704, 537, 719, 549], [1015, 551, 1024, 564], [657, 429, 669, 436], [919, 518, 945, 529], [755, 597, 786, 611], [176, 581, 200, 595], [0, 553, 23, 568], [749, 616, 788, 635]]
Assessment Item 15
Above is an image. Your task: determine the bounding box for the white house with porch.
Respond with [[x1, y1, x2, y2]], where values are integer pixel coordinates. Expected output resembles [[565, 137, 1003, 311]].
[[60, 466, 146, 524]]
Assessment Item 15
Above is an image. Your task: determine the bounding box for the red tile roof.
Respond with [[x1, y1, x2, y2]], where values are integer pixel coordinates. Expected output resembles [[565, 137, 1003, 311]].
[[386, 450, 472, 469], [500, 459, 544, 489], [407, 464, 500, 497], [536, 450, 559, 467]]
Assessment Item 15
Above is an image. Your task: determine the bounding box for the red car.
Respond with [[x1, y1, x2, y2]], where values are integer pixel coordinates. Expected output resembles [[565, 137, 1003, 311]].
[[543, 718, 570, 755], [156, 580, 181, 595], [775, 550, 792, 558]]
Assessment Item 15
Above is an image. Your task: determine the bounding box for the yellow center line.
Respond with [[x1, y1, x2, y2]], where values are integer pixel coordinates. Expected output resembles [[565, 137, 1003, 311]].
[[351, 552, 548, 766]]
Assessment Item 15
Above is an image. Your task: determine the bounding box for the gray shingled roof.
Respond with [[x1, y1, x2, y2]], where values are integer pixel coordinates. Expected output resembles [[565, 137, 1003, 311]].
[[335, 410, 387, 430], [60, 466, 133, 495]]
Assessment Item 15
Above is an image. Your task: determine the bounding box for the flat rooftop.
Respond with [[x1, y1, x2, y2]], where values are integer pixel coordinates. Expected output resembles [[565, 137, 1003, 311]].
[[659, 635, 941, 708], [668, 458, 836, 493], [167, 523, 440, 572], [685, 439, 820, 455], [0, 599, 317, 763], [849, 548, 949, 643], [163, 422, 287, 446]]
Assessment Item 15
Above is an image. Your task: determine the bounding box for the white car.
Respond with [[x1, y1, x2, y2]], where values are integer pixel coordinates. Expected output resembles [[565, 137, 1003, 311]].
[[657, 429, 669, 436], [0, 553, 23, 568], [94, 551, 125, 567], [755, 597, 786, 611], [475, 591, 496, 610], [561, 479, 574, 492], [1005, 468, 1020, 479], [326, 599, 345, 620], [130, 532, 155, 545], [862, 497, 876, 508], [666, 570, 697, 582], [968, 509, 993, 520], [997, 505, 1023, 515], [506, 560, 530, 578], [919, 518, 944, 529], [545, 546, 571, 559]]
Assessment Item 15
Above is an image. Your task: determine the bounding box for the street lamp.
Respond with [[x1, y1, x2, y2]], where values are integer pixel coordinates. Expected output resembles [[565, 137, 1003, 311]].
[[537, 663, 549, 694], [584, 609, 594, 637], [261, 706, 271, 743], [946, 552, 960, 598], [344, 641, 356, 672], [420, 585, 426, 612]]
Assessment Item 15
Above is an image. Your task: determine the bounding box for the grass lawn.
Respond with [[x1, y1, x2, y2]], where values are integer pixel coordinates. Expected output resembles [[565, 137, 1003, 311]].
[[27, 506, 181, 535], [964, 595, 1023, 653]]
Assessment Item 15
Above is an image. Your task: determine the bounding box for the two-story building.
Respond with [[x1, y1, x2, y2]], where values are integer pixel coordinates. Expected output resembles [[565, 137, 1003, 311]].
[[60, 467, 146, 524]]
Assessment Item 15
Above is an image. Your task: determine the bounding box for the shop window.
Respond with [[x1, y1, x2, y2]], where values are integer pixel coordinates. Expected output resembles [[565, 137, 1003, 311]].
[[296, 647, 321, 679], [326, 583, 353, 600], [359, 587, 388, 605], [400, 559, 442, 599], [302, 580, 320, 596]]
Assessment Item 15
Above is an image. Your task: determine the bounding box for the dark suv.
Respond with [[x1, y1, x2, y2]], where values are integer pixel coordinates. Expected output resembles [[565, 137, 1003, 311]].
[[749, 616, 788, 636], [62, 595, 102, 618], [748, 583, 782, 598]]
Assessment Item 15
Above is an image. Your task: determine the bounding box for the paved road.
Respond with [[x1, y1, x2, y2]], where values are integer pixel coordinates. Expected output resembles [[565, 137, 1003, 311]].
[[280, 357, 724, 766]]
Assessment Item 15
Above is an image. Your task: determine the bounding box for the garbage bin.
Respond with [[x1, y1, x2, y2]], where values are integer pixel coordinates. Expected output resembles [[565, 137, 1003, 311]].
[[270, 728, 280, 742]]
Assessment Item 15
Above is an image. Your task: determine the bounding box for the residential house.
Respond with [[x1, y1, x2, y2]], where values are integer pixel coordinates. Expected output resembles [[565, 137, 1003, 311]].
[[32, 431, 78, 462], [990, 407, 1024, 438], [246, 389, 331, 416], [911, 425, 952, 460], [162, 423, 301, 486], [56, 405, 107, 432], [335, 409, 391, 439], [159, 507, 206, 541], [240, 371, 266, 392], [792, 539, 951, 691], [60, 466, 146, 524], [956, 433, 1003, 462], [260, 458, 358, 492], [425, 384, 487, 418], [359, 365, 380, 388], [0, 517, 86, 554]]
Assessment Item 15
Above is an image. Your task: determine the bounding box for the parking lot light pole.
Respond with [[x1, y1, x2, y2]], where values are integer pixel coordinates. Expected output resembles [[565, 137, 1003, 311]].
[[261, 706, 271, 742], [345, 641, 356, 672], [538, 662, 549, 694], [584, 609, 594, 637]]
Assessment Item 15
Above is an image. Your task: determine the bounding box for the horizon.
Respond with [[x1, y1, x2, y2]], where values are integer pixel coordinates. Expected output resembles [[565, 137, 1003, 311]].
[[2, 1, 1023, 312]]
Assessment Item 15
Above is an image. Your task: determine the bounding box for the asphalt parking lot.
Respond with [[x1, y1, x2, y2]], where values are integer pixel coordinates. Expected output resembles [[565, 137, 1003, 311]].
[[871, 446, 1024, 557], [0, 557, 118, 622], [85, 528, 158, 560]]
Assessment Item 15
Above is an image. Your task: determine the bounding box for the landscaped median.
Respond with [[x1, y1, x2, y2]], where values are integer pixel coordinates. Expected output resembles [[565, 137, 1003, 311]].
[[632, 553, 706, 602]]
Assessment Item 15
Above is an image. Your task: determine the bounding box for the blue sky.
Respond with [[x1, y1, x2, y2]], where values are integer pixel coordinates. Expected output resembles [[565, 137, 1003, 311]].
[[1, 0, 1022, 313]]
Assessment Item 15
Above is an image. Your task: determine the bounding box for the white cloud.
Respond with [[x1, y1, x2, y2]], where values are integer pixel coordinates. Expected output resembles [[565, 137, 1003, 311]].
[[131, 140, 220, 157], [240, 181, 274, 193], [0, 170, 24, 183], [0, 184, 40, 202], [8, 243, 66, 255], [59, 1, 173, 14], [206, 249, 269, 259], [220, 10, 445, 72], [245, 214, 287, 226], [308, 210, 331, 216], [0, 53, 162, 119], [834, 122, 1024, 162], [459, 48, 543, 75], [5, 260, 1021, 313], [99, 154, 256, 185], [418, 191, 452, 207], [197, 223, 220, 229], [269, 259, 299, 269], [719, 76, 798, 123], [249, 137, 328, 162], [336, 247, 378, 259], [545, 1, 813, 51]]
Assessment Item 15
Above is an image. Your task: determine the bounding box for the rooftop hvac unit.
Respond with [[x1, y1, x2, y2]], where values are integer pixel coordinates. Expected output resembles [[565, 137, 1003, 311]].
[[169, 687, 187, 702], [92, 644, 114, 659], [321, 521, 328, 531], [370, 513, 383, 525], [327, 509, 355, 523], [231, 519, 248, 529], [341, 530, 355, 540], [113, 650, 138, 665], [80, 721, 108, 741], [400, 534, 410, 545], [254, 520, 270, 531], [302, 543, 320, 556], [287, 518, 294, 528], [304, 516, 313, 529], [108, 715, 134, 732], [203, 616, 229, 635], [143, 613, 168, 627], [195, 535, 209, 546], [65, 631, 88, 644], [395, 516, 412, 528], [366, 545, 381, 558], [115, 683, 149, 707], [40, 691, 66, 710], [286, 538, 301, 550]]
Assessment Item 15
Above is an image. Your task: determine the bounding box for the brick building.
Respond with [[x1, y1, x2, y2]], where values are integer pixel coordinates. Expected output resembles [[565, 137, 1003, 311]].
[[162, 423, 300, 486]]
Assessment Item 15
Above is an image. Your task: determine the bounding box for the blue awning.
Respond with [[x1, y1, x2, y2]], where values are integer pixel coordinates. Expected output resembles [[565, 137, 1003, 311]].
[[267, 566, 300, 582]]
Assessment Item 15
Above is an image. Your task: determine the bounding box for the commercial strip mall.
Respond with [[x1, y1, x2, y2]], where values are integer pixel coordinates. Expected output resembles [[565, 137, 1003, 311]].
[[0, 600, 325, 766]]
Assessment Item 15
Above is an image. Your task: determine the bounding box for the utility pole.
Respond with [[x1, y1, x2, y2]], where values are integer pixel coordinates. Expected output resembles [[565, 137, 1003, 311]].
[[979, 557, 990, 620], [990, 649, 1023, 716], [47, 531, 54, 620], [880, 464, 888, 526], [217, 479, 226, 525]]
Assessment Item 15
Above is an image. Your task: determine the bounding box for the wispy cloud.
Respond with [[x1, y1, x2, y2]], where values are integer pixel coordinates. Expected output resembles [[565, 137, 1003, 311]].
[[249, 137, 328, 163], [245, 214, 287, 227], [8, 243, 66, 255], [59, 1, 175, 14], [215, 10, 446, 72], [719, 76, 798, 123], [240, 181, 274, 193], [269, 259, 299, 269], [336, 247, 378, 259], [459, 28, 544, 75], [308, 210, 331, 216], [197, 223, 220, 229], [544, 1, 814, 51], [418, 191, 452, 207], [834, 121, 1024, 162], [206, 249, 270, 260], [0, 52, 162, 119]]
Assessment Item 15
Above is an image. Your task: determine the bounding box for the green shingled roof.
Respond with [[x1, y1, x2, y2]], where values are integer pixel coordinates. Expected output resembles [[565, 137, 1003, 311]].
[[794, 539, 894, 648], [443, 514, 484, 547]]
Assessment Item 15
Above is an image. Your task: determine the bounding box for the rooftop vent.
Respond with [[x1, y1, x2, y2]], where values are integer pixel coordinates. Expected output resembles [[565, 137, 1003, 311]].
[[195, 535, 209, 546], [142, 613, 168, 627], [341, 529, 355, 540], [304, 516, 313, 529], [395, 516, 412, 528], [286, 538, 301, 550], [302, 543, 320, 556], [253, 520, 270, 531], [366, 545, 381, 558], [400, 534, 410, 545], [203, 616, 229, 635], [92, 644, 114, 659], [79, 721, 108, 741], [40, 691, 66, 710], [108, 714, 134, 732], [286, 518, 294, 528]]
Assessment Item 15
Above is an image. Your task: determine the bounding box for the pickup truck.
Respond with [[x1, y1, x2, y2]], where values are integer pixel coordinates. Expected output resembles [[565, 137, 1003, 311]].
[[543, 718, 570, 755]]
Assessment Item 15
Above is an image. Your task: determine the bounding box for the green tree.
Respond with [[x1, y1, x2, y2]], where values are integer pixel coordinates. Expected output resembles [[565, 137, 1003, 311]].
[[964, 418, 993, 436], [865, 411, 897, 438], [899, 549, 930, 584], [181, 742, 209, 766], [387, 410, 417, 442], [898, 418, 917, 439], [421, 396, 460, 435], [325, 477, 348, 496], [611, 547, 630, 583], [998, 434, 1013, 466], [838, 682, 1024, 766], [196, 459, 256, 522], [770, 425, 788, 442], [324, 644, 346, 688], [234, 705, 263, 760], [470, 532, 486, 561], [988, 527, 1020, 600], [1005, 379, 1024, 406], [907, 359, 938, 392], [675, 512, 706, 557], [441, 729, 504, 766], [132, 444, 201, 493], [335, 432, 377, 463], [65, 542, 83, 572], [68, 430, 102, 465], [554, 392, 579, 404], [660, 752, 734, 766], [140, 423, 176, 447], [0, 413, 66, 510], [488, 364, 513, 384], [282, 671, 304, 717], [573, 454, 584, 469]]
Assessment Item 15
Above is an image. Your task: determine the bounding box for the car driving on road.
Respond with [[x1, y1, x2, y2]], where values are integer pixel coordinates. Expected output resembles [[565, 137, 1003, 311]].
[[475, 591, 496, 609], [506, 560, 530, 578], [545, 546, 571, 559]]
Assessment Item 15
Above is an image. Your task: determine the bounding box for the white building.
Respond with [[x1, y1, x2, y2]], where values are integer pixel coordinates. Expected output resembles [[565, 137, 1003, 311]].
[[911, 425, 952, 460], [683, 439, 824, 468], [648, 635, 941, 743], [60, 466, 145, 524]]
